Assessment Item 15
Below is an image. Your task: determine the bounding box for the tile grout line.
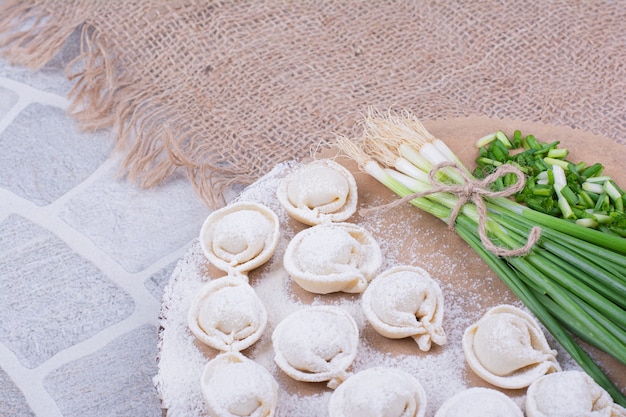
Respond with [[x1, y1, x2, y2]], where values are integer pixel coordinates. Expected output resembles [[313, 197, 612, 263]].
[[1, 60, 206, 416], [0, 342, 64, 417], [0, 92, 31, 134], [0, 76, 70, 110], [0, 77, 67, 416], [33, 308, 161, 378], [0, 75, 160, 417], [0, 190, 167, 305]]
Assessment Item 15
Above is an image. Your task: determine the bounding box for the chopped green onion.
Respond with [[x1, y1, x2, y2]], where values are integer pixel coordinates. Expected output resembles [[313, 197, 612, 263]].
[[544, 157, 570, 170], [495, 130, 513, 148], [577, 218, 599, 228], [586, 175, 613, 183], [578, 190, 596, 208], [476, 132, 497, 148], [560, 185, 579, 206], [582, 163, 604, 178], [533, 184, 553, 197], [605, 180, 623, 202], [583, 181, 605, 195], [547, 148, 569, 159], [524, 134, 540, 150]]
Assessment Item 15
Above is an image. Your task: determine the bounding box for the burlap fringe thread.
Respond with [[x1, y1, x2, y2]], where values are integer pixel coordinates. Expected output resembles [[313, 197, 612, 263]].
[[0, 0, 257, 208]]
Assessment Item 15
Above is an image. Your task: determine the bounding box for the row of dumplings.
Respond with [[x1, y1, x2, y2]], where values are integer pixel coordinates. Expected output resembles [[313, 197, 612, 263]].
[[192, 159, 448, 353], [437, 371, 626, 417], [198, 352, 624, 417], [462, 304, 626, 416], [188, 159, 625, 416], [188, 159, 443, 416], [190, 199, 278, 417], [280, 160, 448, 353]]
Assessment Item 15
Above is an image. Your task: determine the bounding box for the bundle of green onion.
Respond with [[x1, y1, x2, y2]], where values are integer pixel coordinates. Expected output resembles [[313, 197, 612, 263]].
[[337, 110, 626, 406]]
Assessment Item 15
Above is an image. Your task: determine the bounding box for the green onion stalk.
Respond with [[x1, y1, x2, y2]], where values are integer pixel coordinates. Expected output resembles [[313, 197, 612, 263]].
[[337, 110, 626, 406]]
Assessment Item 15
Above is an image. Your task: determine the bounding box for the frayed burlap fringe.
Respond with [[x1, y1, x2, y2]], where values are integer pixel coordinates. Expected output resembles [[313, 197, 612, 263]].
[[0, 0, 269, 207], [0, 1, 81, 68], [2, 0, 626, 208]]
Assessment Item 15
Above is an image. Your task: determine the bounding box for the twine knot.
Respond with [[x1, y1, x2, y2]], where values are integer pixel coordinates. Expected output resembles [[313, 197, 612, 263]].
[[364, 162, 541, 257]]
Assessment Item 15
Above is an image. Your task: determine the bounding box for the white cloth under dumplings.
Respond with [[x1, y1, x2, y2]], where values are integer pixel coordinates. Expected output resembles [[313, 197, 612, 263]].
[[187, 275, 267, 352], [525, 371, 626, 417], [199, 201, 280, 277], [271, 305, 359, 388], [200, 352, 278, 417], [328, 367, 427, 417], [276, 159, 358, 226], [463, 304, 561, 389], [362, 265, 446, 351], [283, 222, 382, 294], [434, 387, 523, 417]]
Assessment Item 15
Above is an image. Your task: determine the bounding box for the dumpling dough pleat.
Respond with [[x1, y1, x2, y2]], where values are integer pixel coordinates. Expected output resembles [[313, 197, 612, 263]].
[[434, 387, 523, 417], [199, 202, 280, 277], [200, 352, 278, 417], [272, 306, 359, 388], [362, 265, 446, 351], [525, 371, 626, 417], [283, 222, 382, 294], [463, 304, 561, 389], [277, 159, 358, 226], [328, 367, 427, 417], [188, 276, 267, 352]]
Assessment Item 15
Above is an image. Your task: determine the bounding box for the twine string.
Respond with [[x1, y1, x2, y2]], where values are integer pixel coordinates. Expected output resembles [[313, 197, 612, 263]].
[[361, 162, 541, 257]]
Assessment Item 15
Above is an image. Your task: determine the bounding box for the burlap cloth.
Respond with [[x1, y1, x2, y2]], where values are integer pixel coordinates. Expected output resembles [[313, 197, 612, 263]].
[[1, 0, 625, 207]]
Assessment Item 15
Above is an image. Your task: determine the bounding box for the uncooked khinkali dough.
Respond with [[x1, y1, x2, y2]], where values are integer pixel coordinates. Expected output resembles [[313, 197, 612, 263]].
[[200, 352, 278, 417], [199, 202, 279, 277], [328, 367, 427, 417], [362, 265, 446, 351], [277, 159, 358, 226], [188, 275, 267, 352], [272, 306, 359, 388], [463, 304, 561, 389], [526, 371, 626, 417], [434, 387, 523, 417], [283, 222, 382, 294]]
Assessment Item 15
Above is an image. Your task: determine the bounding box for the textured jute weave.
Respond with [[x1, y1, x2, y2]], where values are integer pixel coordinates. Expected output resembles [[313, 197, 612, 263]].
[[1, 0, 625, 207]]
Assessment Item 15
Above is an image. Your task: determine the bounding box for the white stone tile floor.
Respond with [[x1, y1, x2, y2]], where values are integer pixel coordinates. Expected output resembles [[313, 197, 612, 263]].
[[0, 48, 212, 416]]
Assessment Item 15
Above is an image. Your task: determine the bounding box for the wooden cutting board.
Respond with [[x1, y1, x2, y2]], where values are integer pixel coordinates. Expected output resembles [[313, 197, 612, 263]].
[[155, 116, 626, 417]]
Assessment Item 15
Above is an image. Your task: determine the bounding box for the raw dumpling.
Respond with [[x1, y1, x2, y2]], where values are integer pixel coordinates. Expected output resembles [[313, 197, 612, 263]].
[[328, 367, 427, 417], [434, 387, 523, 417], [362, 265, 446, 351], [188, 276, 267, 352], [463, 304, 561, 389], [277, 159, 358, 226], [525, 371, 626, 417], [200, 352, 278, 417], [199, 201, 279, 277], [272, 306, 359, 388], [283, 222, 382, 294]]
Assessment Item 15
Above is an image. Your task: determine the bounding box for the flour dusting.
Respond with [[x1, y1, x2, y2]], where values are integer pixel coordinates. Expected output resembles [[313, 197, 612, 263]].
[[155, 160, 587, 417]]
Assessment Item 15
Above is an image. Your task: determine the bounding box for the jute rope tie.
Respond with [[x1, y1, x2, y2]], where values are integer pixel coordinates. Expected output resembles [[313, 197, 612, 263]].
[[362, 162, 542, 257]]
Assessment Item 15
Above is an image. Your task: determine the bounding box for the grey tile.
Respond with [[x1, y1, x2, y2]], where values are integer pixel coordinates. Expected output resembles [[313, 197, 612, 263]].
[[59, 171, 208, 273], [0, 367, 36, 417], [0, 103, 113, 205], [44, 324, 163, 417], [0, 86, 18, 118], [144, 260, 179, 302], [0, 215, 134, 368]]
